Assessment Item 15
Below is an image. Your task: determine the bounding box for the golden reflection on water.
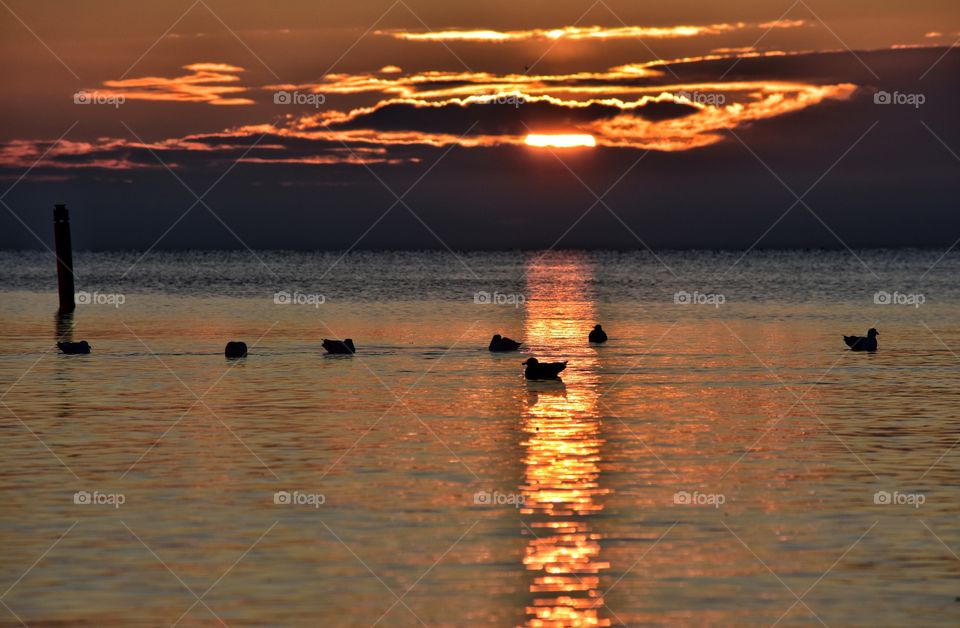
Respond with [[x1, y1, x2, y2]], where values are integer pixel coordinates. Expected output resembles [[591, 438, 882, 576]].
[[521, 254, 611, 627]]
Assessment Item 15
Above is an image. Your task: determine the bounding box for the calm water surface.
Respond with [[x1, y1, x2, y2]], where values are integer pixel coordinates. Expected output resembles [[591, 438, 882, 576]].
[[1, 250, 960, 626]]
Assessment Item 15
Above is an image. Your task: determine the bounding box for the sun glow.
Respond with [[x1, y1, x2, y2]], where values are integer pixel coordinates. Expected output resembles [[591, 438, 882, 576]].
[[525, 134, 597, 148]]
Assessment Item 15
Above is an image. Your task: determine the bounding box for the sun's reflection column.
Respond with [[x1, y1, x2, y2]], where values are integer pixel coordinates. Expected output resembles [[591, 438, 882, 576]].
[[521, 254, 611, 627]]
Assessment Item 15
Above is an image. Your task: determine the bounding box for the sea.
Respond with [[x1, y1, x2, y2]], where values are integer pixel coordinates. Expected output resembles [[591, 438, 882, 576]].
[[1, 249, 959, 626]]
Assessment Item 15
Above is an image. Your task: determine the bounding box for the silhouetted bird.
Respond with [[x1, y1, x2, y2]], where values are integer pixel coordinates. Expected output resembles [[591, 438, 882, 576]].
[[323, 338, 356, 354], [57, 341, 90, 354], [523, 357, 567, 380], [224, 341, 248, 358], [588, 324, 608, 344], [489, 334, 522, 352], [843, 328, 879, 352]]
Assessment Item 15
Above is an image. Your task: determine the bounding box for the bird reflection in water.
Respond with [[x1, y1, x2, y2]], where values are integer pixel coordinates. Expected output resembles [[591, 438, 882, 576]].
[[521, 254, 611, 627]]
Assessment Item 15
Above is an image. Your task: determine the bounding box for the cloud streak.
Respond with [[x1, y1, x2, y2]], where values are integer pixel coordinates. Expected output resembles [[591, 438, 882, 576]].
[[96, 62, 254, 105], [0, 49, 861, 174], [297, 82, 856, 152], [376, 20, 807, 43]]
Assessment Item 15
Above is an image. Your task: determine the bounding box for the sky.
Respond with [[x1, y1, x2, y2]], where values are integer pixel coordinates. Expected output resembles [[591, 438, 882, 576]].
[[1, 0, 958, 250]]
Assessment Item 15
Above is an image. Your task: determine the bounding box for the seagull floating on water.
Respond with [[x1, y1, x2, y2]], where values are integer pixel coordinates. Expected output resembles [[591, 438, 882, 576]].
[[57, 341, 90, 355], [843, 328, 879, 352], [588, 324, 608, 344], [323, 338, 356, 354], [522, 357, 567, 380], [489, 334, 522, 352], [224, 341, 248, 358]]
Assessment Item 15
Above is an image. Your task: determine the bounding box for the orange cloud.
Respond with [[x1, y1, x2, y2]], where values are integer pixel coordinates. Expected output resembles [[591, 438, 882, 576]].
[[586, 83, 858, 151], [97, 62, 254, 105], [377, 20, 806, 42], [758, 19, 807, 29], [2, 48, 862, 175], [274, 50, 811, 104], [0, 77, 855, 172], [711, 46, 756, 54], [239, 155, 418, 166], [299, 81, 856, 152], [0, 139, 164, 170]]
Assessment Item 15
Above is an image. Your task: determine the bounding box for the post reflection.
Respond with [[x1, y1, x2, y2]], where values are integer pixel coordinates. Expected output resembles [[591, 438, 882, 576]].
[[55, 310, 74, 342], [521, 253, 611, 627]]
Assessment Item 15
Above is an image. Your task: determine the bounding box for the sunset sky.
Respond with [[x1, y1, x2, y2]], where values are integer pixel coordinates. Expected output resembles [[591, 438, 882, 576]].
[[1, 0, 958, 249]]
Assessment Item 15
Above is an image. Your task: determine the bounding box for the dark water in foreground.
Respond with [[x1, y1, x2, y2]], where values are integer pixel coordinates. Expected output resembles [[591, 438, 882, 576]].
[[1, 249, 960, 626]]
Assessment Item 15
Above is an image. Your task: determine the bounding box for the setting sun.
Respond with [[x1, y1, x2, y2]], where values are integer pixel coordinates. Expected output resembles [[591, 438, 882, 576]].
[[525, 133, 597, 148]]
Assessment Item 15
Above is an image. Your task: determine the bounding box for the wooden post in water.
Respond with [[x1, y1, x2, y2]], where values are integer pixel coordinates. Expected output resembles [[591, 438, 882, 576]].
[[53, 204, 75, 313]]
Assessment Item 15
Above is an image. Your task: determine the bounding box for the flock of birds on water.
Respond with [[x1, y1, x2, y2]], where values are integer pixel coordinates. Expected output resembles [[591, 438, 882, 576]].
[[55, 325, 882, 380]]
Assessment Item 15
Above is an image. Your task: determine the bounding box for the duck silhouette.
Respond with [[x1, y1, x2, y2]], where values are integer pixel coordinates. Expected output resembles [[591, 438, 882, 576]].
[[322, 338, 356, 354], [57, 340, 90, 354], [843, 328, 879, 352], [522, 357, 567, 380], [588, 324, 608, 344], [224, 341, 248, 358], [489, 334, 522, 352]]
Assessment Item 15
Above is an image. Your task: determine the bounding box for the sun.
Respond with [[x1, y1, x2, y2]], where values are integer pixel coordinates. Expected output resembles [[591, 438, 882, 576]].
[[524, 134, 597, 148]]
